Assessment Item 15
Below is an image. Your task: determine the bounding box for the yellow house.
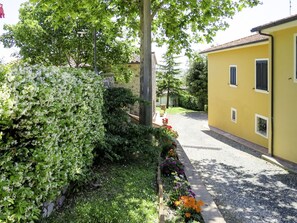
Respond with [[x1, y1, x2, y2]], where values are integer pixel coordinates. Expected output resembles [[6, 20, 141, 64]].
[[202, 14, 297, 165]]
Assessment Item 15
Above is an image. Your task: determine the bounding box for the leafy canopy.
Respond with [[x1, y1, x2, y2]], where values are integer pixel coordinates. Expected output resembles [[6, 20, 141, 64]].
[[27, 0, 261, 56], [0, 1, 136, 81]]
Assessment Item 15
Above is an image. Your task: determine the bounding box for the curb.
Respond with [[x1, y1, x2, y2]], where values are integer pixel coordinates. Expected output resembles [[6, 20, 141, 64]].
[[175, 140, 226, 223]]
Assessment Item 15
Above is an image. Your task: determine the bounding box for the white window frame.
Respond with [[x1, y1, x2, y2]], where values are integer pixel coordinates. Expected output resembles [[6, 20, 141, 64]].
[[229, 65, 237, 87], [231, 108, 237, 123], [255, 114, 268, 138], [293, 34, 297, 83], [255, 59, 269, 94]]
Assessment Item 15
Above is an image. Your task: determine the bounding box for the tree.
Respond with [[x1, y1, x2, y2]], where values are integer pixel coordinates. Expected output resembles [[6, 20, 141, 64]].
[[27, 0, 260, 124], [186, 54, 208, 109], [0, 2, 136, 81], [157, 53, 183, 108]]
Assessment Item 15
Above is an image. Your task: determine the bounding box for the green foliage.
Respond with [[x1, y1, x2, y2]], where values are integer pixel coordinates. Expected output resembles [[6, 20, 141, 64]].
[[41, 156, 159, 223], [28, 0, 260, 55], [160, 158, 184, 176], [178, 92, 203, 111], [0, 65, 104, 222], [186, 55, 208, 109], [95, 87, 160, 162], [157, 53, 183, 108], [0, 2, 136, 81]]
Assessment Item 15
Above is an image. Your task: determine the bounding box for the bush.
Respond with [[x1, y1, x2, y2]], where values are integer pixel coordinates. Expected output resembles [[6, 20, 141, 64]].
[[160, 157, 184, 176], [178, 92, 204, 111], [0, 65, 104, 222], [95, 87, 160, 162]]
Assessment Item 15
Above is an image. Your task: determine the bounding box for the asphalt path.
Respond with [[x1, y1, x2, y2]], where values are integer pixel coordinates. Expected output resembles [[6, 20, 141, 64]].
[[168, 112, 297, 223]]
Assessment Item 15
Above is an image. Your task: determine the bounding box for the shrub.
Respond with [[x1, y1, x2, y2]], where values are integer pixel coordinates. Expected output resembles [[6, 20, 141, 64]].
[[160, 157, 184, 176], [175, 196, 204, 222], [95, 87, 160, 162], [178, 92, 203, 111], [0, 65, 104, 222], [168, 173, 195, 207], [160, 141, 176, 158]]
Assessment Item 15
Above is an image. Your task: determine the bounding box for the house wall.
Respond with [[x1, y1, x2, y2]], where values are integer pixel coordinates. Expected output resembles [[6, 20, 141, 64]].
[[208, 43, 270, 148], [272, 27, 297, 163], [156, 95, 178, 107], [116, 53, 157, 116]]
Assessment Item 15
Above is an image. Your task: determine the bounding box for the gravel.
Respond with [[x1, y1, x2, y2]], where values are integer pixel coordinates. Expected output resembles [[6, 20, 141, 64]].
[[168, 112, 297, 223]]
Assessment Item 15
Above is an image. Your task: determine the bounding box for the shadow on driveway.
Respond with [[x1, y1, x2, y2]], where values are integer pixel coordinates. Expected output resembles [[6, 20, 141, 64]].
[[192, 158, 297, 223]]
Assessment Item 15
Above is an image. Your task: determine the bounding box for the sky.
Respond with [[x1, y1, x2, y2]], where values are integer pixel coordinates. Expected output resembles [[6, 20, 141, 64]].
[[1, 0, 297, 64]]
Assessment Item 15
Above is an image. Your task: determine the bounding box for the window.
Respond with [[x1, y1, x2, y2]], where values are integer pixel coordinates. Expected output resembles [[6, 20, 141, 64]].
[[231, 108, 237, 123], [255, 59, 268, 92], [255, 114, 268, 138], [229, 65, 237, 86]]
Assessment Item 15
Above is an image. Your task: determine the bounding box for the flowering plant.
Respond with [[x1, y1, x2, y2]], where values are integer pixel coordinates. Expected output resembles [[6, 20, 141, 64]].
[[175, 196, 204, 222], [160, 157, 184, 176], [160, 140, 176, 158], [162, 125, 179, 138], [167, 173, 195, 206], [162, 118, 169, 125]]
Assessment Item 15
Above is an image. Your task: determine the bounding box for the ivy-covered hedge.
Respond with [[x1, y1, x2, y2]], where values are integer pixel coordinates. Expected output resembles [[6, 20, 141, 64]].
[[0, 65, 104, 222]]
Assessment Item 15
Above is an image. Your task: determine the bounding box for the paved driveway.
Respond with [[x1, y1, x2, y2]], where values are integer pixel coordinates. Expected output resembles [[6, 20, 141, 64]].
[[168, 112, 297, 223]]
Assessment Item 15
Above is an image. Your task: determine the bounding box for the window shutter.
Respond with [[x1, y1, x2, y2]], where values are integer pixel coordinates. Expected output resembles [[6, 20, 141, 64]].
[[256, 60, 268, 91]]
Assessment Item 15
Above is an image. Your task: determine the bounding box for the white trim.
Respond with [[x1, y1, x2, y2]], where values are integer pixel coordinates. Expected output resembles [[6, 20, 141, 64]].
[[255, 58, 269, 93], [229, 65, 237, 87], [294, 34, 297, 83], [231, 108, 237, 123], [255, 114, 268, 138]]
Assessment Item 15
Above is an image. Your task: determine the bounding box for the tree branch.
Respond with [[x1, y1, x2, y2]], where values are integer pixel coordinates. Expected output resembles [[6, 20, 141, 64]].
[[151, 1, 166, 21]]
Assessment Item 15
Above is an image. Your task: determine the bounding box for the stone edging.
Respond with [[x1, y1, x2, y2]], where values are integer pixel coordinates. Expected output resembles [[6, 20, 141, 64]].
[[175, 140, 226, 223]]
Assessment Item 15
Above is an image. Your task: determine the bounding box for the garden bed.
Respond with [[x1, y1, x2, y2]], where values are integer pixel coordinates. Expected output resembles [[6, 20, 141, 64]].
[[41, 156, 159, 223], [158, 138, 205, 223]]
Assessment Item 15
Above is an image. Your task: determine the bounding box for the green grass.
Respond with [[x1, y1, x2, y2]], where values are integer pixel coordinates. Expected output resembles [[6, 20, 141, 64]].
[[42, 157, 159, 223], [156, 106, 197, 115]]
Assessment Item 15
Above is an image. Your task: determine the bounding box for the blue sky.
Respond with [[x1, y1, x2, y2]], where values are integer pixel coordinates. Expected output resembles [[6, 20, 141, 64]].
[[1, 0, 297, 64]]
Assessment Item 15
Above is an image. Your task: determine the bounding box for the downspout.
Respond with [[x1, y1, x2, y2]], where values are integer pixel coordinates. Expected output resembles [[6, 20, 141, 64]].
[[258, 30, 274, 157]]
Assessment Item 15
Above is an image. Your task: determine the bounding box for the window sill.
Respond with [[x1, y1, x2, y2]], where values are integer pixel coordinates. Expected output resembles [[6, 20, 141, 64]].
[[255, 89, 269, 94]]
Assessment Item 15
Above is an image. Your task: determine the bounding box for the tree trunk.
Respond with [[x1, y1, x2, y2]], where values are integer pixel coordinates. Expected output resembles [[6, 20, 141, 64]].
[[139, 0, 152, 126]]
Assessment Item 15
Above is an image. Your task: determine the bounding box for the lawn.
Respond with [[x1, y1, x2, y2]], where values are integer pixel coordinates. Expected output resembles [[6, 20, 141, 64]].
[[42, 156, 159, 223], [156, 106, 197, 115]]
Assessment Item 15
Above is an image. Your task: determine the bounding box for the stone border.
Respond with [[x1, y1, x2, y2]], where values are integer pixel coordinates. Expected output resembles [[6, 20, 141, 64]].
[[175, 140, 226, 223]]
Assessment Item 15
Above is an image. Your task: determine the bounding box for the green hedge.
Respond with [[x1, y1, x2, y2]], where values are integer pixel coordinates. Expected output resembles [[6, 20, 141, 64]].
[[0, 65, 104, 222], [178, 92, 203, 111]]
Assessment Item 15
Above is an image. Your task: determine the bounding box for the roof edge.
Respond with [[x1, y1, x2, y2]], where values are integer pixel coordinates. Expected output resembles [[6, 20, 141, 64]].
[[200, 38, 268, 54], [251, 14, 297, 32]]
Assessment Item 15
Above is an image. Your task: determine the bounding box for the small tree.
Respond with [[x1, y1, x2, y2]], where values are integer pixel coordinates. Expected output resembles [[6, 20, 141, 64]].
[[186, 54, 208, 109], [157, 53, 183, 108]]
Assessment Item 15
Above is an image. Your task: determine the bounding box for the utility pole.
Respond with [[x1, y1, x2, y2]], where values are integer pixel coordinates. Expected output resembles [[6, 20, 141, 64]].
[[140, 0, 152, 126]]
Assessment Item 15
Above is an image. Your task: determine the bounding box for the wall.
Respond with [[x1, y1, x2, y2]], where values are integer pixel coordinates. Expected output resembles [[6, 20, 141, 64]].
[[272, 27, 297, 164], [208, 43, 270, 148], [116, 53, 157, 116]]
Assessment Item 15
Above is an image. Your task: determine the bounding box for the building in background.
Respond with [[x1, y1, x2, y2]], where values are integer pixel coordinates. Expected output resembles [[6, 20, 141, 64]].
[[202, 14, 297, 165]]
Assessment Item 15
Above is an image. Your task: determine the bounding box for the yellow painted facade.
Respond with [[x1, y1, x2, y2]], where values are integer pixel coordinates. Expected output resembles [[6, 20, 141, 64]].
[[208, 43, 270, 148], [270, 27, 297, 163]]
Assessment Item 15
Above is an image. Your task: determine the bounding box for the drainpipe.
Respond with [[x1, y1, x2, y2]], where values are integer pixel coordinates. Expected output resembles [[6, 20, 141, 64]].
[[259, 30, 274, 157]]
